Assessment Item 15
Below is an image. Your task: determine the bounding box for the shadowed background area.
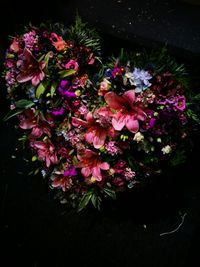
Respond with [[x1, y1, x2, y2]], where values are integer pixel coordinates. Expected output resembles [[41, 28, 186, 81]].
[[0, 1, 200, 266]]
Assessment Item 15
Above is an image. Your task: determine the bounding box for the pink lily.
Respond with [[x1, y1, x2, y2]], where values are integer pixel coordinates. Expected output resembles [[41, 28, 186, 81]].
[[77, 149, 110, 181], [104, 90, 146, 133], [72, 111, 115, 149], [19, 109, 37, 129], [31, 140, 58, 167], [19, 109, 51, 138], [16, 48, 45, 86]]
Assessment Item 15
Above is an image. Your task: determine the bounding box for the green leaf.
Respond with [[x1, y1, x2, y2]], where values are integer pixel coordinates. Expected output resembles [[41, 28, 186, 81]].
[[90, 193, 101, 210], [103, 188, 116, 200], [15, 99, 35, 109], [36, 81, 47, 99], [58, 69, 76, 78], [77, 192, 92, 212], [3, 99, 35, 121], [50, 81, 57, 98], [186, 108, 200, 123], [3, 108, 25, 121]]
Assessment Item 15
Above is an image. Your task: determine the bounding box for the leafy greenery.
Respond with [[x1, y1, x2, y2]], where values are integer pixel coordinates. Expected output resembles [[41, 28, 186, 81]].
[[3, 100, 35, 121], [69, 15, 101, 53]]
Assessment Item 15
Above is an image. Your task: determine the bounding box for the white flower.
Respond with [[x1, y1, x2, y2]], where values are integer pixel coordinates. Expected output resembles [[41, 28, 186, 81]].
[[133, 132, 144, 143], [161, 145, 172, 154]]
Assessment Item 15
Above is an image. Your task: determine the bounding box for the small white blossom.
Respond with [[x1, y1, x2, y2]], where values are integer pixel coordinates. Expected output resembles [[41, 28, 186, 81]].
[[133, 132, 144, 143], [161, 145, 172, 154]]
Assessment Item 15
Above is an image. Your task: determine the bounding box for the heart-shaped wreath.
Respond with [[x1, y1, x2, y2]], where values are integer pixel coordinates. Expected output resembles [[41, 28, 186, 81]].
[[3, 16, 200, 211]]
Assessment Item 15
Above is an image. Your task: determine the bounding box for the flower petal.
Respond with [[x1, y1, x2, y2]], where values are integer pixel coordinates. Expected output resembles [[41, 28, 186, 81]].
[[100, 162, 110, 170], [81, 167, 91, 177], [104, 91, 126, 110], [92, 166, 102, 181], [93, 131, 106, 149], [123, 90, 135, 104], [72, 117, 88, 127], [125, 116, 139, 133], [85, 131, 95, 144], [16, 72, 33, 83], [112, 113, 125, 131]]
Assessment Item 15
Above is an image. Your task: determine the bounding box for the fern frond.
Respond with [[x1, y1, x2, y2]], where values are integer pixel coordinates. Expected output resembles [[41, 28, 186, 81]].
[[69, 15, 101, 52]]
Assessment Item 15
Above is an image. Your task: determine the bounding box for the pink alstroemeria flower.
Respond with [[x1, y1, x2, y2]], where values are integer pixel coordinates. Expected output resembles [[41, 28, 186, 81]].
[[16, 48, 45, 86], [51, 166, 77, 191], [72, 110, 115, 149], [77, 149, 110, 181], [104, 90, 146, 133], [31, 140, 58, 167]]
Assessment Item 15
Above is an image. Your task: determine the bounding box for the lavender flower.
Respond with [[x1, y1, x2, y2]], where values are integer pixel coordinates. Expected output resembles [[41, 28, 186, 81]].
[[105, 141, 122, 156], [125, 67, 152, 93], [23, 30, 38, 50]]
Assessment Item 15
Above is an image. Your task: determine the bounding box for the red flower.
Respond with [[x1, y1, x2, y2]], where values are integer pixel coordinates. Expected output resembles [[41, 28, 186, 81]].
[[77, 149, 110, 181], [104, 90, 146, 133]]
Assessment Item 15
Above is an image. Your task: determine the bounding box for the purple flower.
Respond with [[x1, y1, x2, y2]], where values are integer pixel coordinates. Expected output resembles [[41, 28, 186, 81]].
[[64, 166, 77, 177], [58, 80, 76, 98], [52, 107, 65, 116]]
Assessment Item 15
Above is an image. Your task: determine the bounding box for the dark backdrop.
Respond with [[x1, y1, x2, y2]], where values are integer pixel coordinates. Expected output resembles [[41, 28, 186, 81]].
[[1, 1, 200, 266]]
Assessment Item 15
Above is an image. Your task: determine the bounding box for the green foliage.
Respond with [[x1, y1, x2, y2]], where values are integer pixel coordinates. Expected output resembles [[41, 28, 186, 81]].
[[107, 47, 187, 78], [170, 148, 187, 166], [3, 100, 35, 121], [69, 15, 101, 53], [36, 81, 47, 99], [77, 186, 116, 212], [186, 108, 200, 123], [58, 69, 76, 78]]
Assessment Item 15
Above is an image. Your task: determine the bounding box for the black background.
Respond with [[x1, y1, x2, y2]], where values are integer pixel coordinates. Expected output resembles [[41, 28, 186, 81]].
[[1, 1, 200, 266]]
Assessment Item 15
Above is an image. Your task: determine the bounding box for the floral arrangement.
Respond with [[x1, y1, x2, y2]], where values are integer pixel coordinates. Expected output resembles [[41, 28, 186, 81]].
[[2, 17, 199, 211]]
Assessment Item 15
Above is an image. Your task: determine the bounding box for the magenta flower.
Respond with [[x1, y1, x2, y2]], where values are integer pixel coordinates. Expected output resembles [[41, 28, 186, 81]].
[[77, 149, 110, 181], [174, 95, 186, 111], [31, 140, 58, 167], [72, 111, 115, 149], [64, 166, 77, 176], [64, 59, 79, 72], [16, 48, 45, 86], [51, 107, 65, 116], [104, 90, 146, 133]]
